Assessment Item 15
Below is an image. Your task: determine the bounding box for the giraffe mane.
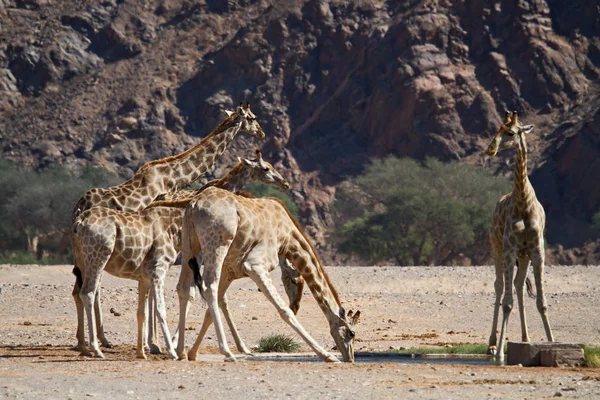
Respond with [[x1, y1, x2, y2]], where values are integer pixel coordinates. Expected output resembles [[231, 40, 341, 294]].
[[268, 197, 342, 306], [138, 113, 238, 170]]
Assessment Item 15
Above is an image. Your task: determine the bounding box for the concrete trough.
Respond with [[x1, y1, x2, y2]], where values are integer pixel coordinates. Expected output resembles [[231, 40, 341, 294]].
[[507, 342, 584, 367]]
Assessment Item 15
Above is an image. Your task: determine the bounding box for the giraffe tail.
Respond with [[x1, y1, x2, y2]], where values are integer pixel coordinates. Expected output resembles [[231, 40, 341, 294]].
[[72, 266, 83, 288], [526, 276, 536, 298], [188, 257, 205, 301]]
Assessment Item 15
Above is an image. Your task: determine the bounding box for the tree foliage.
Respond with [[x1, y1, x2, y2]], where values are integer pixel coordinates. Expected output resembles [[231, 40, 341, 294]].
[[0, 159, 120, 261], [334, 157, 511, 265]]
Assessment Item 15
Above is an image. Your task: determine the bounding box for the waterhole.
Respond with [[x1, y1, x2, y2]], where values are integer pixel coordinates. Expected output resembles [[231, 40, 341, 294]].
[[249, 352, 504, 365]]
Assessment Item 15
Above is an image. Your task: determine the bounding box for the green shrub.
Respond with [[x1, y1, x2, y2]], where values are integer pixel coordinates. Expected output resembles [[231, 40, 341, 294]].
[[257, 334, 301, 353], [0, 159, 120, 262], [334, 157, 511, 265], [388, 344, 489, 355], [584, 346, 600, 368]]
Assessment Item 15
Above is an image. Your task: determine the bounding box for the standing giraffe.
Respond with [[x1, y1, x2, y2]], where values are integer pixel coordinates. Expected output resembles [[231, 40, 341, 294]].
[[71, 102, 264, 352], [72, 151, 292, 359], [176, 187, 360, 362], [485, 111, 554, 359], [72, 103, 264, 220]]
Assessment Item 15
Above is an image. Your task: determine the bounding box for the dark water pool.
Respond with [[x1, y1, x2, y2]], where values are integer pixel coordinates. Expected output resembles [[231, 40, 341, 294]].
[[249, 352, 505, 366]]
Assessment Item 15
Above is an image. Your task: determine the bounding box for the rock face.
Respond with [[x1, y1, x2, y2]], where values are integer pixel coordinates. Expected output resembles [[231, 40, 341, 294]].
[[0, 0, 599, 263]]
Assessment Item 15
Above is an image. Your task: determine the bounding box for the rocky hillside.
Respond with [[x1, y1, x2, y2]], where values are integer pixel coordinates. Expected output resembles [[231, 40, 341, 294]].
[[1, 0, 599, 263]]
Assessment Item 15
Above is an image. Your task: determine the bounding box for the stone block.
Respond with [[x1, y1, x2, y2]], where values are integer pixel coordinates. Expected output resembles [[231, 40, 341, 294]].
[[507, 342, 583, 367], [540, 348, 585, 367]]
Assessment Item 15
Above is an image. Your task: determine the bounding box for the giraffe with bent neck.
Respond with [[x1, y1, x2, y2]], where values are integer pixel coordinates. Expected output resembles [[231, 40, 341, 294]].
[[71, 103, 265, 353], [174, 187, 360, 362], [485, 111, 554, 359], [72, 151, 292, 359]]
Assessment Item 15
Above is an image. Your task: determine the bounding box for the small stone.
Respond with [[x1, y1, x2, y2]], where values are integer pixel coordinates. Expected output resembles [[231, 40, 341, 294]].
[[178, 385, 185, 389], [553, 392, 563, 397], [252, 316, 258, 320], [23, 321, 32, 326]]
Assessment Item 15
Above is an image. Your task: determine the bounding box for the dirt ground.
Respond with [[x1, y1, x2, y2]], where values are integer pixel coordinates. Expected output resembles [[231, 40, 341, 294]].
[[1, 264, 599, 399]]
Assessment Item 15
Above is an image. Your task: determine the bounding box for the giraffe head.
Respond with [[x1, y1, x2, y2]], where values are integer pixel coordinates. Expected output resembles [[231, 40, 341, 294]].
[[486, 111, 534, 156], [331, 308, 361, 362], [225, 102, 265, 139], [280, 258, 304, 314], [239, 149, 290, 191]]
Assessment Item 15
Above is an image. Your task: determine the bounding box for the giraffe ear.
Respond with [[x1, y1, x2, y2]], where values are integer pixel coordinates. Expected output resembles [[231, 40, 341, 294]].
[[521, 124, 534, 134], [224, 110, 234, 117], [239, 157, 255, 168]]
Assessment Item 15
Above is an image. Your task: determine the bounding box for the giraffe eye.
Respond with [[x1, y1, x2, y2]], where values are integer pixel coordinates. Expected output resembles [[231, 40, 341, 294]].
[[262, 167, 269, 172]]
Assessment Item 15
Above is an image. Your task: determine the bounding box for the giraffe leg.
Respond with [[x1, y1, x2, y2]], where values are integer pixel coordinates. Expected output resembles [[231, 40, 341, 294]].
[[175, 251, 199, 359], [221, 290, 253, 355], [79, 272, 105, 358], [487, 256, 504, 355], [136, 280, 150, 359], [515, 255, 530, 343], [531, 246, 554, 342], [152, 275, 178, 360], [94, 282, 111, 348], [188, 276, 252, 359], [72, 279, 88, 354], [147, 288, 162, 355], [496, 249, 516, 359], [244, 263, 339, 363], [187, 306, 213, 361], [201, 241, 237, 362]]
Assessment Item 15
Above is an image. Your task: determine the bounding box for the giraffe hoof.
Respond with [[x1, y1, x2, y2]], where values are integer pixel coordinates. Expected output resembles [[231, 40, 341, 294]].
[[177, 352, 188, 361], [94, 351, 105, 359], [167, 350, 178, 360], [149, 344, 163, 354], [102, 342, 113, 349], [487, 346, 497, 355], [136, 353, 147, 360], [224, 356, 237, 362], [79, 350, 93, 358]]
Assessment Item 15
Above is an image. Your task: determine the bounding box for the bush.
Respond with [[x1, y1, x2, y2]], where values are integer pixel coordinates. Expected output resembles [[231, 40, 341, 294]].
[[334, 157, 511, 265], [0, 159, 120, 262], [584, 346, 600, 368], [257, 334, 301, 353]]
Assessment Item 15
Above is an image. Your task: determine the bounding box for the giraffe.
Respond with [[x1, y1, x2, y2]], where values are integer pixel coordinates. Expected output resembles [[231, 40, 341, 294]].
[[175, 186, 360, 362], [72, 150, 291, 359], [71, 102, 264, 352], [485, 111, 554, 359], [71, 103, 264, 220]]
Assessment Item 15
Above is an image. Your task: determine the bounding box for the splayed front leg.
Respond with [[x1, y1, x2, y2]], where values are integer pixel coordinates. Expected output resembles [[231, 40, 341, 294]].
[[244, 262, 340, 363]]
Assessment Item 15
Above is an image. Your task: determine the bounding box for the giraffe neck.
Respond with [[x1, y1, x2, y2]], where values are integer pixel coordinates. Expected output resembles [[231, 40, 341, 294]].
[[283, 221, 343, 324], [79, 114, 244, 215], [146, 163, 253, 207], [153, 116, 243, 192], [513, 133, 535, 216], [213, 163, 252, 193]]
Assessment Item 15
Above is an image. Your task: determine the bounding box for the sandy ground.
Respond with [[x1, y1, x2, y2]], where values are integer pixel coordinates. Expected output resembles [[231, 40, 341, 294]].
[[1, 264, 599, 399]]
